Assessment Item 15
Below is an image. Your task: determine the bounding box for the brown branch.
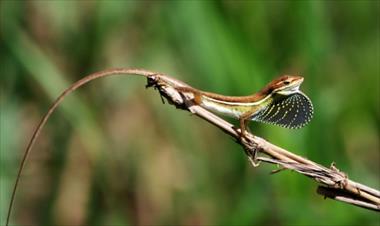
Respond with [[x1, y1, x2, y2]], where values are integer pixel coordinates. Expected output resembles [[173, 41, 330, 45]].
[[149, 75, 380, 212]]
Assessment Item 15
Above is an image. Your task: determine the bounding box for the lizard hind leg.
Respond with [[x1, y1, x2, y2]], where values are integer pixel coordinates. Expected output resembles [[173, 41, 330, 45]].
[[175, 86, 202, 105]]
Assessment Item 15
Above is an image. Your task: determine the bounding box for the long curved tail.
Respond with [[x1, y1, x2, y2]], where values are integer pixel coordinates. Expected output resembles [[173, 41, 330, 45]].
[[6, 68, 159, 226]]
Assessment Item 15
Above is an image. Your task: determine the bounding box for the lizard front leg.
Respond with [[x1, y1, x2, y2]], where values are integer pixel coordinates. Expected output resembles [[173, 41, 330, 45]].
[[239, 114, 260, 166], [239, 112, 252, 140]]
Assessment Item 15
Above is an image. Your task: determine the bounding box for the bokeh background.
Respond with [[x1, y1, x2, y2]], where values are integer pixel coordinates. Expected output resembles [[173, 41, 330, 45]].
[[1, 1, 379, 225]]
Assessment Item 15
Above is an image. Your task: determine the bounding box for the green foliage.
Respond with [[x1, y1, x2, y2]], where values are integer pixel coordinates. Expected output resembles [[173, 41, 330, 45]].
[[1, 1, 379, 225]]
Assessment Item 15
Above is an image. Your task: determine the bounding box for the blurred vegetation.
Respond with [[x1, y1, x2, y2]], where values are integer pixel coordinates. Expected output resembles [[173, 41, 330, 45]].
[[1, 1, 379, 225]]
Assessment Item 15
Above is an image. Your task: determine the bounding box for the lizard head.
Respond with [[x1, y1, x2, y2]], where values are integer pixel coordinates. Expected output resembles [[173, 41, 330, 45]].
[[261, 75, 304, 96]]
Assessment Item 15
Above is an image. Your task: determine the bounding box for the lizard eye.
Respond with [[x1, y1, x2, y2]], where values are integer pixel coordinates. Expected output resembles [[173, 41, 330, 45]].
[[283, 81, 290, 85]]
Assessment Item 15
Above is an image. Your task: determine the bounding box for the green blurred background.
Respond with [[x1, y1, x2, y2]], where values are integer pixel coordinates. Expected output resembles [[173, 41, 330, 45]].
[[1, 1, 379, 225]]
